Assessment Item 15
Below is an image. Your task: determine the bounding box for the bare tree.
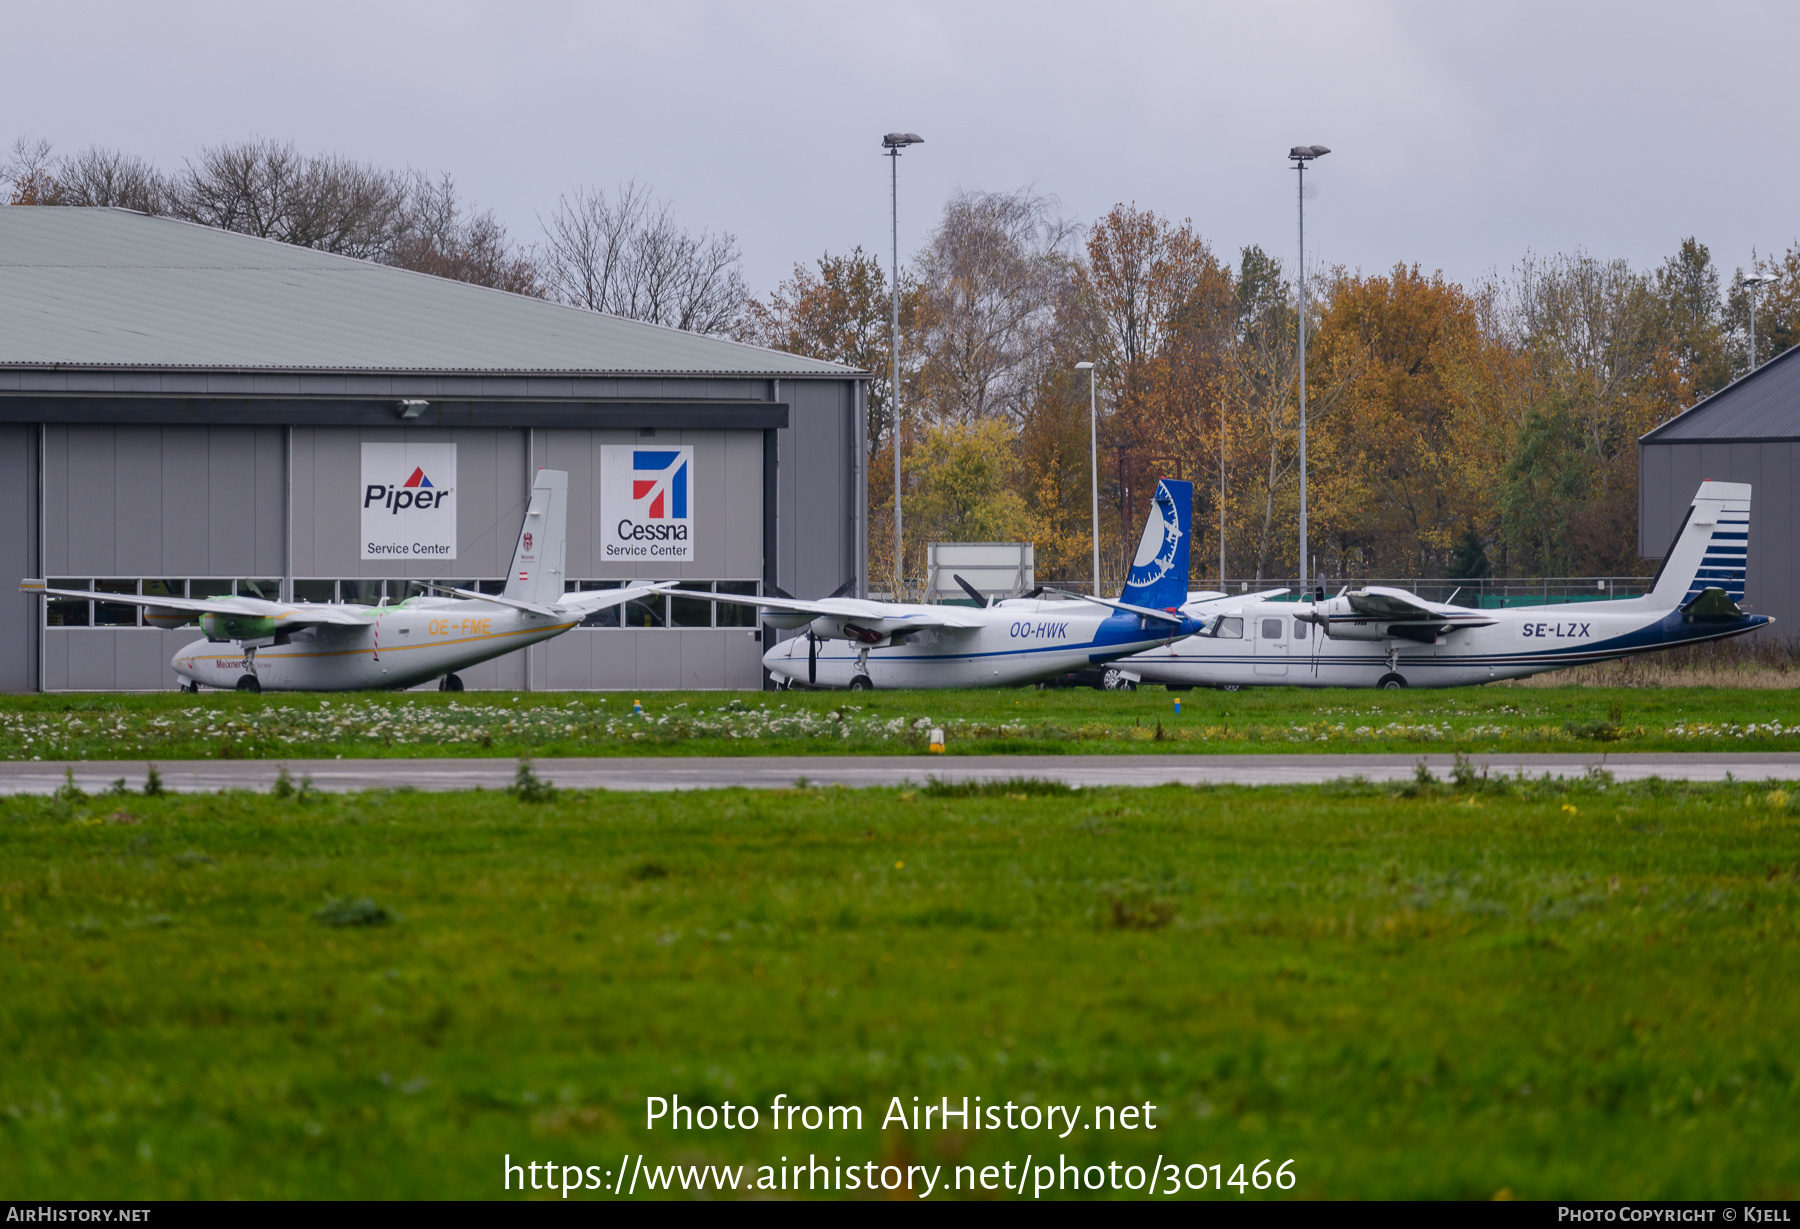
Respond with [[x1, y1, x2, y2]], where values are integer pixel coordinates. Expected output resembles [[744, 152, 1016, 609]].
[[2, 137, 61, 204], [168, 138, 408, 259], [56, 146, 169, 212], [387, 172, 540, 295], [909, 187, 1078, 425], [541, 182, 747, 334]]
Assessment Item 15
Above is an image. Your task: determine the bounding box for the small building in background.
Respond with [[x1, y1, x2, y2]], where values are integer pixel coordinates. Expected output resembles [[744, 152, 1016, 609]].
[[0, 207, 868, 692], [1639, 342, 1800, 636]]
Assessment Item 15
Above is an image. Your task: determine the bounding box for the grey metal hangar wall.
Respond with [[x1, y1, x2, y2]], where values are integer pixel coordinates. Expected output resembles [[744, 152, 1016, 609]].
[[0, 207, 869, 693], [1639, 339, 1800, 638]]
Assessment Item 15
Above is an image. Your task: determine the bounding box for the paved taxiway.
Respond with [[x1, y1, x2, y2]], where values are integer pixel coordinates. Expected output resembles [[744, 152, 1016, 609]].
[[3, 752, 1799, 794]]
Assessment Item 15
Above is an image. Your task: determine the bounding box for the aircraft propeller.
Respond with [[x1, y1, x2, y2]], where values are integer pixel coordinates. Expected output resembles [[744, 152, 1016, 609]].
[[953, 573, 989, 607]]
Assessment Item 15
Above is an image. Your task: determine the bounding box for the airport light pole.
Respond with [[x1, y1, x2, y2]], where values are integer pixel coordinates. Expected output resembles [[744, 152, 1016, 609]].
[[1075, 361, 1099, 595], [1289, 143, 1329, 597], [883, 132, 923, 594], [1744, 272, 1775, 373]]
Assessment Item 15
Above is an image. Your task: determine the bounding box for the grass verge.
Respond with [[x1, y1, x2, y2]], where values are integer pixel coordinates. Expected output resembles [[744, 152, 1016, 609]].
[[2, 685, 1799, 761], [3, 775, 1798, 1198]]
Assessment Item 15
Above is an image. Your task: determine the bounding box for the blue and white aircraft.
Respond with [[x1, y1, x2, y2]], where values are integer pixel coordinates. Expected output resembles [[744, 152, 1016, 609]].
[[1124, 480, 1772, 690], [655, 479, 1233, 690]]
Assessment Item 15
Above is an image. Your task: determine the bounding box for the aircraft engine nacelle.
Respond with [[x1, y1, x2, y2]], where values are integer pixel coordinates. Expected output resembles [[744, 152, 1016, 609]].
[[200, 613, 277, 643], [1318, 620, 1390, 641], [763, 612, 814, 631], [144, 607, 196, 630]]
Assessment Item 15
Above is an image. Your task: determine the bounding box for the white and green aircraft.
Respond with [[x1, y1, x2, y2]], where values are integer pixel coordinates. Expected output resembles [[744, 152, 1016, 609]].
[[21, 469, 653, 693]]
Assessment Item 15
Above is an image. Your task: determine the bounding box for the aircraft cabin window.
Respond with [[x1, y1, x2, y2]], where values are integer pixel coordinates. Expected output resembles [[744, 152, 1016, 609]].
[[1213, 616, 1243, 639], [1261, 618, 1284, 640]]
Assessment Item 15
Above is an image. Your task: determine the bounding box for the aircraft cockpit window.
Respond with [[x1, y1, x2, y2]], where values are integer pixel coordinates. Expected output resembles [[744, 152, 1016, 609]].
[[1261, 618, 1284, 640], [1213, 617, 1243, 639], [1293, 619, 1309, 640]]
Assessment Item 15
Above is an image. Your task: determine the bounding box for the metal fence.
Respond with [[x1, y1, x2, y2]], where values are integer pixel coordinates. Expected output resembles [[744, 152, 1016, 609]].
[[871, 576, 1658, 608]]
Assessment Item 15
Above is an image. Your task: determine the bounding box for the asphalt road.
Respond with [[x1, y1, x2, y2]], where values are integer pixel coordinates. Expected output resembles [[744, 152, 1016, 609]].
[[3, 752, 1799, 795]]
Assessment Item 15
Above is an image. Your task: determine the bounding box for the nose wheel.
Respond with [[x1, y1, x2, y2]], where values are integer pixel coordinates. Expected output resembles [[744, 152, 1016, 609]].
[[848, 674, 874, 692], [235, 675, 262, 694], [438, 673, 465, 692]]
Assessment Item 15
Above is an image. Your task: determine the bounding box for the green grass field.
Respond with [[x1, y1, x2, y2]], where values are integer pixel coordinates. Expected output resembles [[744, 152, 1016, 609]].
[[4, 772, 1799, 1198], [1, 684, 1796, 761]]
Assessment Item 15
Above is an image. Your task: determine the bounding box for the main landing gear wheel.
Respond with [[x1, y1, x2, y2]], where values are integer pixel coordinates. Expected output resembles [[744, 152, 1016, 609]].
[[1216, 683, 1243, 693], [235, 675, 262, 695], [438, 673, 465, 692], [183, 680, 200, 694], [848, 674, 874, 692], [1376, 672, 1408, 690], [1101, 668, 1136, 692]]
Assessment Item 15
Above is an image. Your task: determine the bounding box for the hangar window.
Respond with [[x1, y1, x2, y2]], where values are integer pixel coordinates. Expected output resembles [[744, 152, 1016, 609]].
[[46, 579, 90, 626], [293, 579, 336, 604], [670, 582, 715, 627], [561, 580, 762, 629], [94, 580, 139, 626]]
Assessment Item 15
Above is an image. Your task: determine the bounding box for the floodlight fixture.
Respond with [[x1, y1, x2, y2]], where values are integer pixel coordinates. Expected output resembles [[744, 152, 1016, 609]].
[[882, 133, 924, 149], [396, 399, 429, 419], [1289, 144, 1330, 160], [1074, 361, 1094, 370], [1743, 273, 1775, 288]]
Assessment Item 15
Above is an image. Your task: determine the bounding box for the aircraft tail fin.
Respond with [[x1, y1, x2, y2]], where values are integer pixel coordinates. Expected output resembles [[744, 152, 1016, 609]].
[[1646, 480, 1751, 609], [503, 469, 569, 607], [1119, 478, 1193, 611]]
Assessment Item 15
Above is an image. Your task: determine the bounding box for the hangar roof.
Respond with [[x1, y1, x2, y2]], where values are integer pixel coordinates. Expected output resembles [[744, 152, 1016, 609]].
[[1642, 337, 1800, 443], [0, 206, 857, 378]]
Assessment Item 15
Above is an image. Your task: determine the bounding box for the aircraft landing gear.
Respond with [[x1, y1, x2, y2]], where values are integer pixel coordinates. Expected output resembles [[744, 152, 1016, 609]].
[[1102, 668, 1137, 692], [235, 675, 262, 694], [848, 674, 874, 692], [438, 673, 465, 692], [1216, 683, 1243, 692], [183, 680, 200, 694], [1376, 672, 1407, 690]]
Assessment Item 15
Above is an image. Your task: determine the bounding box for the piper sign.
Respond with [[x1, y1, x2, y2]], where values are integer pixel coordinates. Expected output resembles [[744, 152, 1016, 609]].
[[601, 444, 695, 561], [361, 442, 458, 560]]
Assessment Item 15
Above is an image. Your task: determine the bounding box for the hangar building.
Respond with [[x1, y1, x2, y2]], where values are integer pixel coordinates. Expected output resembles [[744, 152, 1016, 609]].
[[0, 207, 867, 692], [1640, 341, 1799, 636]]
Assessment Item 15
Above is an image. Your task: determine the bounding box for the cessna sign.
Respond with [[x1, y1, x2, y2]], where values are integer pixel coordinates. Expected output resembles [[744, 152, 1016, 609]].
[[361, 442, 458, 559], [601, 445, 695, 560]]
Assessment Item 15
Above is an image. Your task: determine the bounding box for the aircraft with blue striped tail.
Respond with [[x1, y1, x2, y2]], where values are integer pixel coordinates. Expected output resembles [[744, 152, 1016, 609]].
[[652, 479, 1255, 690], [1124, 480, 1770, 690]]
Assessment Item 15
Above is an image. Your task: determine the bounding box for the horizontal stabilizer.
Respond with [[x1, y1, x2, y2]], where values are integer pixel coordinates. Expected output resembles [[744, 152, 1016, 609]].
[[1682, 586, 1745, 621]]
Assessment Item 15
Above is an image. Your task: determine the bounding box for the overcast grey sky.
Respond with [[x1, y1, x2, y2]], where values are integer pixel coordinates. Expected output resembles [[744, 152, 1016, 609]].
[[7, 1, 1795, 295]]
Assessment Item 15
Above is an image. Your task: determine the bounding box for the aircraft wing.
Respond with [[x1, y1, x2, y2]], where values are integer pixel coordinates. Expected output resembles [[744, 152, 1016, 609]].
[[552, 584, 662, 616], [17, 581, 368, 626], [1040, 588, 1187, 625], [1345, 587, 1439, 620], [644, 586, 988, 632]]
